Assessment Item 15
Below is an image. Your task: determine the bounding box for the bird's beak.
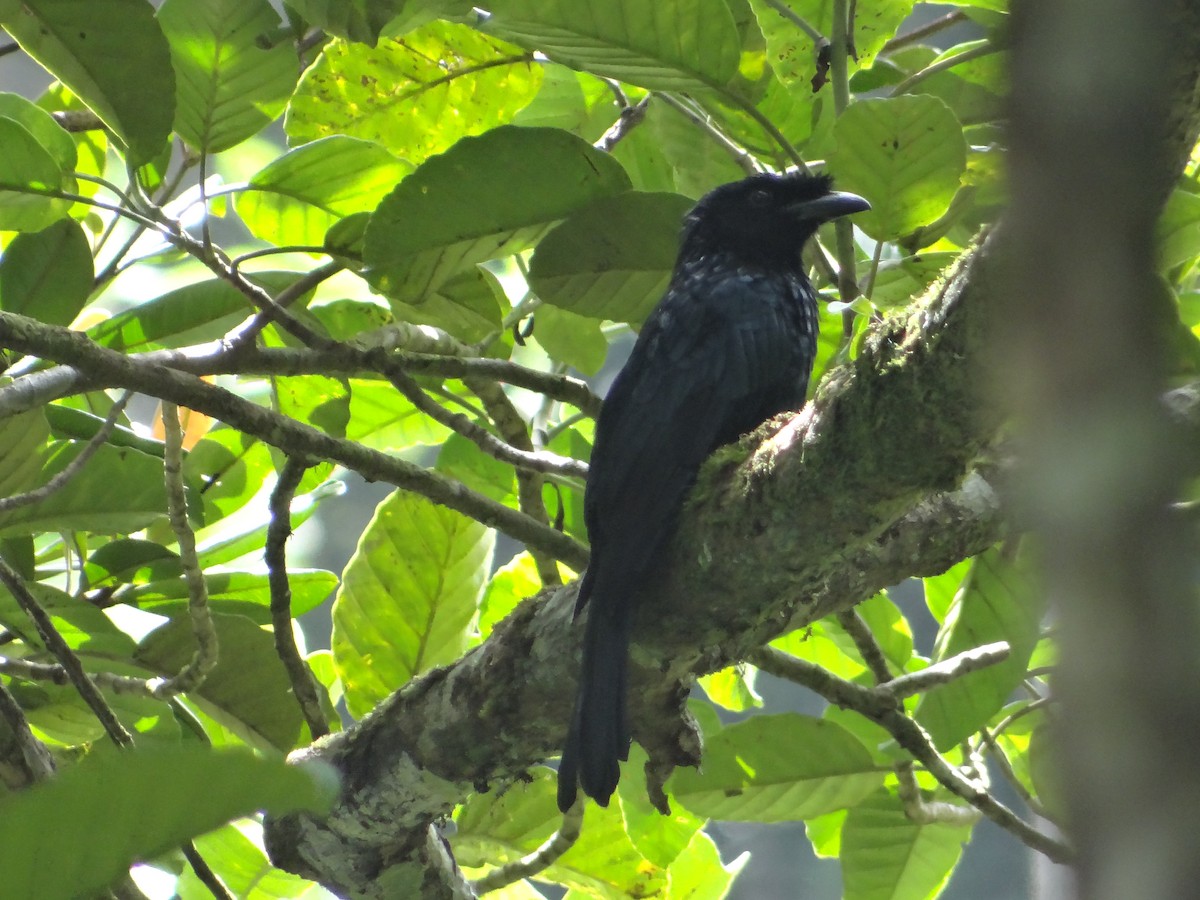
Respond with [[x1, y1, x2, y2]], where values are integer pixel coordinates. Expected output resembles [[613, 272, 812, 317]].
[[791, 191, 871, 222]]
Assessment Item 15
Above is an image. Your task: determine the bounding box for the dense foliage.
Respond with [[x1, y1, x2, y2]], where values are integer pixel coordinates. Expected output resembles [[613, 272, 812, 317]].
[[0, 1, 1194, 898]]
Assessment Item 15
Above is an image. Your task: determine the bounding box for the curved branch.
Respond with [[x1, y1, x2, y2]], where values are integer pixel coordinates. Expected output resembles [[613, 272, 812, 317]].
[[0, 314, 590, 571]]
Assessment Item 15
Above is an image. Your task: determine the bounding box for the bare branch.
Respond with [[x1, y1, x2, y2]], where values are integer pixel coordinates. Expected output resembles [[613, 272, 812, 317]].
[[471, 801, 584, 893], [267, 457, 330, 740], [0, 557, 133, 748], [752, 646, 1069, 862], [0, 313, 590, 571], [0, 391, 132, 513], [878, 642, 1011, 701], [150, 403, 219, 697]]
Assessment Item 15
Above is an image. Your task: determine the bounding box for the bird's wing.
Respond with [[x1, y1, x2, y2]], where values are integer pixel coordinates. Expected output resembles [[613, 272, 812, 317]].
[[582, 275, 814, 604]]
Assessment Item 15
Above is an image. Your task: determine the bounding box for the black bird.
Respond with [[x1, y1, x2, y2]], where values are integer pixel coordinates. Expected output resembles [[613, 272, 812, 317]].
[[557, 172, 869, 813]]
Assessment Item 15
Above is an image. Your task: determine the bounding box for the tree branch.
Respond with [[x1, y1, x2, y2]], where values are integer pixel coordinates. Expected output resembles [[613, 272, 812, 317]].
[[0, 314, 590, 571]]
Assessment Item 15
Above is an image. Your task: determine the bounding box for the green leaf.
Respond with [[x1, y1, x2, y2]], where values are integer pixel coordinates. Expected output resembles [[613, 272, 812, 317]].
[[510, 65, 597, 136], [18, 675, 178, 747], [669, 714, 886, 821], [529, 191, 693, 325], [158, 0, 297, 153], [0, 117, 74, 231], [770, 620, 868, 682], [750, 0, 916, 77], [698, 665, 763, 712], [476, 551, 539, 640], [127, 569, 337, 622], [840, 788, 972, 900], [0, 218, 93, 327], [1, 0, 174, 165], [190, 479, 342, 568], [436, 432, 517, 506], [915, 549, 1044, 750], [183, 425, 275, 524], [454, 767, 559, 867], [806, 809, 847, 858], [531, 304, 609, 375], [85, 538, 181, 587], [45, 405, 164, 458], [0, 92, 77, 171], [135, 612, 311, 751], [1158, 187, 1200, 271], [87, 272, 313, 353], [237, 136, 409, 246], [663, 830, 745, 900], [0, 746, 335, 900], [0, 442, 166, 537], [829, 95, 967, 240], [282, 0, 415, 44], [286, 22, 542, 167], [916, 40, 1006, 125], [363, 125, 630, 302], [344, 379, 453, 451], [922, 559, 971, 624], [272, 373, 352, 439], [0, 580, 135, 656], [482, 0, 741, 91], [387, 264, 507, 343], [856, 591, 914, 672], [618, 744, 704, 869], [642, 99, 747, 199], [332, 490, 494, 718], [0, 409, 51, 502], [176, 822, 319, 900], [310, 297, 393, 340], [454, 768, 667, 897], [868, 251, 958, 309]]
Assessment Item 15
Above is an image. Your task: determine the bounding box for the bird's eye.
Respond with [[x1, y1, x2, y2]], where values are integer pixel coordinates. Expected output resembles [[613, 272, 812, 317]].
[[750, 189, 770, 205]]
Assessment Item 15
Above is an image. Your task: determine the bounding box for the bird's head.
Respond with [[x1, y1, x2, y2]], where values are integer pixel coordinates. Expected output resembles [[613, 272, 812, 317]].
[[679, 172, 870, 271]]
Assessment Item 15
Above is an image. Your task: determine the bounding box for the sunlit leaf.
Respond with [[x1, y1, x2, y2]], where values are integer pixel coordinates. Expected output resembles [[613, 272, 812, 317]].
[[286, 21, 541, 167], [363, 126, 629, 302], [159, 0, 297, 153], [0, 747, 335, 900], [1, 0, 174, 164], [332, 490, 494, 717]]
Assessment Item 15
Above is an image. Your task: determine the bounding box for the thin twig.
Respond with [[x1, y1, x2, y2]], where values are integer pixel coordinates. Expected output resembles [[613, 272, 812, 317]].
[[0, 391, 132, 513], [471, 800, 584, 893], [0, 676, 55, 787], [594, 95, 651, 153], [881, 10, 968, 54], [0, 314, 588, 573], [653, 93, 761, 176], [890, 41, 1001, 97], [221, 261, 345, 352], [0, 655, 185, 696], [156, 402, 219, 695], [181, 843, 234, 900], [0, 313, 591, 570], [0, 338, 603, 421], [751, 646, 1072, 863], [978, 727, 1052, 822], [468, 378, 564, 586], [829, 0, 863, 315], [837, 609, 893, 682], [762, 0, 828, 46], [266, 457, 330, 740], [387, 370, 588, 479], [877, 641, 1011, 701], [0, 556, 133, 748]]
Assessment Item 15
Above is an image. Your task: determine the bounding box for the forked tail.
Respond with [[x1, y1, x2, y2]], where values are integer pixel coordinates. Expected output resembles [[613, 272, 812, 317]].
[[557, 603, 631, 812]]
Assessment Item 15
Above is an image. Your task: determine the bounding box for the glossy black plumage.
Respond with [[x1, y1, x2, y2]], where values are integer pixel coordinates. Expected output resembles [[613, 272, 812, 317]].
[[557, 173, 869, 812]]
